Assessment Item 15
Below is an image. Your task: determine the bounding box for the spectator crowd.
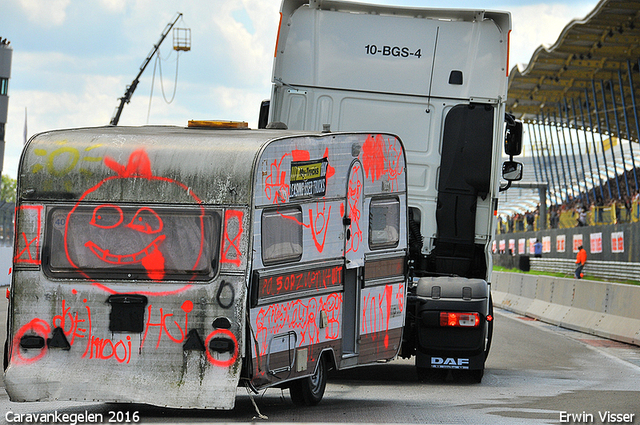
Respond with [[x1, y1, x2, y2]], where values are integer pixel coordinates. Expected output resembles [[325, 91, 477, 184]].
[[499, 168, 640, 233]]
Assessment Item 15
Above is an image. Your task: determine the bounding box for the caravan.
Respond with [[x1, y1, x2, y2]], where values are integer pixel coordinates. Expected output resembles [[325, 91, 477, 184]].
[[4, 124, 408, 408]]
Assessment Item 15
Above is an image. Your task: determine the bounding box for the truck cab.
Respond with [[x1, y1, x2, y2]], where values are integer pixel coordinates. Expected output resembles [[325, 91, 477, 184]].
[[263, 0, 522, 381]]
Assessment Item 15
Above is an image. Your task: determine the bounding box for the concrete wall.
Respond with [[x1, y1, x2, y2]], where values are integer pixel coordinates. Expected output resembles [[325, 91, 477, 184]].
[[492, 271, 640, 346]]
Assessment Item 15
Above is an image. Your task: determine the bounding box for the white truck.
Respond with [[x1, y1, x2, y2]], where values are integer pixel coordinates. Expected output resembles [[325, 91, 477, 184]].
[[262, 0, 523, 381]]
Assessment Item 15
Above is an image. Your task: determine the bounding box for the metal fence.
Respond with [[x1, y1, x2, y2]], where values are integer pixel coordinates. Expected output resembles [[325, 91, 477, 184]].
[[0, 201, 13, 246], [498, 199, 640, 233]]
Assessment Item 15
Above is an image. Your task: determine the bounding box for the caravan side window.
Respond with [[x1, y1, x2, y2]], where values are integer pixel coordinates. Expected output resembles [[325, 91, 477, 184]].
[[369, 197, 400, 249], [262, 207, 303, 264]]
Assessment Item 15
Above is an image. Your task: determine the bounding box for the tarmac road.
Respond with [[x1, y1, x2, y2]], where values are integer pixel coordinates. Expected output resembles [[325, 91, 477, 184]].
[[0, 300, 638, 424]]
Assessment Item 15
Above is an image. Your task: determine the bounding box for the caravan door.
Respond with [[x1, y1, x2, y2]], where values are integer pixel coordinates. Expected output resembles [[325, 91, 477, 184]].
[[342, 160, 364, 356]]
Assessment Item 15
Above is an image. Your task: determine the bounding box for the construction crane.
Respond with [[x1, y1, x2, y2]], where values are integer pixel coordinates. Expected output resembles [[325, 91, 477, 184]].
[[110, 12, 190, 126]]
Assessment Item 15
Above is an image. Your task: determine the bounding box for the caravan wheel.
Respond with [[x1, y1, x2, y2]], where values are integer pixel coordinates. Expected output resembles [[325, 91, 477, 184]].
[[289, 357, 327, 406]]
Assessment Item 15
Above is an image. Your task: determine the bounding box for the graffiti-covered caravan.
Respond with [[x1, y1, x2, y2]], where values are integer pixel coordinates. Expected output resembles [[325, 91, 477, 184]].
[[5, 125, 407, 408]]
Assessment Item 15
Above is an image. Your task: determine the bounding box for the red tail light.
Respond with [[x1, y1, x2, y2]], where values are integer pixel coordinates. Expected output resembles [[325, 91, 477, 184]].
[[440, 312, 481, 327]]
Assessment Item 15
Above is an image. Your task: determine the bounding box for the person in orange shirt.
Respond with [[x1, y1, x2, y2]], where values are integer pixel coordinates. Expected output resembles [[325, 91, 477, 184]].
[[575, 245, 587, 279]]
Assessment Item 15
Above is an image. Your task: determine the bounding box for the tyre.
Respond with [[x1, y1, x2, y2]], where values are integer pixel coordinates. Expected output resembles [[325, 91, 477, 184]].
[[484, 294, 494, 360], [417, 366, 445, 382], [289, 357, 327, 406], [471, 367, 484, 383]]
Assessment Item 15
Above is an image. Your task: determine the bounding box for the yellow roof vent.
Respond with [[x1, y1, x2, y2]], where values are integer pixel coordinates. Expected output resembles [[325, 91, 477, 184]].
[[187, 120, 249, 129]]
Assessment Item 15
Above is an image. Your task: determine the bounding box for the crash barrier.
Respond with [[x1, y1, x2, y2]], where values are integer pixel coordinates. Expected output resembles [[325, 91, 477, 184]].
[[492, 271, 640, 346]]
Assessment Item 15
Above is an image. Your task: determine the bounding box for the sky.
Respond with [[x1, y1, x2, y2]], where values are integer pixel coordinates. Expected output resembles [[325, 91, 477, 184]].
[[1, 0, 597, 179]]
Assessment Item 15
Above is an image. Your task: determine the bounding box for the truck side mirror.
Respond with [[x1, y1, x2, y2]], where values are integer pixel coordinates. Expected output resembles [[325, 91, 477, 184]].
[[504, 117, 523, 156], [258, 100, 270, 129], [502, 160, 523, 181]]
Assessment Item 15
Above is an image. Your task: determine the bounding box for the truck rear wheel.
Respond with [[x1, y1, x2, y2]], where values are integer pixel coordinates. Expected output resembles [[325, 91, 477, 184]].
[[484, 294, 494, 360], [289, 357, 327, 406], [471, 367, 484, 383], [417, 366, 446, 382]]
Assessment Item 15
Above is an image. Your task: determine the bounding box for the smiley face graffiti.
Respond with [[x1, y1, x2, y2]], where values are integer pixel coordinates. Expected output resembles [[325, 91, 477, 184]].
[[49, 149, 221, 295], [83, 204, 167, 280]]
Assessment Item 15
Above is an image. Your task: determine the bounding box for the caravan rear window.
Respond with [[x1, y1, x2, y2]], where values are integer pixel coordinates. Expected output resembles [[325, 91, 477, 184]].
[[45, 205, 221, 281], [369, 197, 400, 249], [261, 207, 303, 265]]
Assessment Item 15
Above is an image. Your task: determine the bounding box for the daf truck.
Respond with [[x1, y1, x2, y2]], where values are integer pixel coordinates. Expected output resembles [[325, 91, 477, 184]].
[[262, 0, 523, 381]]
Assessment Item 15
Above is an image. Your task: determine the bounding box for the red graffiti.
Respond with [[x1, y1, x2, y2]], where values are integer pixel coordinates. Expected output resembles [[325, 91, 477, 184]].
[[383, 137, 404, 192], [83, 204, 167, 281], [361, 285, 400, 349], [259, 265, 342, 298], [52, 299, 89, 346], [308, 203, 331, 252], [322, 147, 335, 179], [277, 202, 332, 253], [141, 303, 190, 349], [362, 135, 386, 182], [346, 164, 363, 254], [220, 210, 244, 267], [361, 134, 404, 191], [383, 285, 392, 349], [11, 297, 207, 366], [204, 329, 239, 367], [264, 153, 290, 204], [11, 318, 50, 364], [62, 149, 209, 296], [104, 149, 153, 178], [292, 149, 309, 161], [14, 205, 43, 265], [84, 334, 132, 364], [255, 293, 342, 355], [396, 282, 405, 313]]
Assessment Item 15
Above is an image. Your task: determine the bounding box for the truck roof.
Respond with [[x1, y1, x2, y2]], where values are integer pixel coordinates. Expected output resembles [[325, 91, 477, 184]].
[[274, 0, 512, 100], [286, 0, 510, 24], [18, 125, 324, 206]]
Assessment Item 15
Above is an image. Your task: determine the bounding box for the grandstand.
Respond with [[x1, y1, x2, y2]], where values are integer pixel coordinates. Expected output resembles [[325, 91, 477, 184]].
[[495, 0, 640, 277], [500, 0, 640, 223]]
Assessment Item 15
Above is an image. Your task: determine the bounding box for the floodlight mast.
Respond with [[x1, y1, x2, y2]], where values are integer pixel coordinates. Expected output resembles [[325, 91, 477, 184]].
[[109, 12, 183, 126]]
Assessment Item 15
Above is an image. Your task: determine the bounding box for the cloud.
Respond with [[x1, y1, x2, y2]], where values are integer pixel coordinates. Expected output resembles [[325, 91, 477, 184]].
[[208, 85, 267, 125], [18, 0, 71, 27], [509, 2, 594, 67], [3, 0, 599, 181], [99, 0, 127, 13], [211, 0, 280, 86], [4, 74, 121, 176]]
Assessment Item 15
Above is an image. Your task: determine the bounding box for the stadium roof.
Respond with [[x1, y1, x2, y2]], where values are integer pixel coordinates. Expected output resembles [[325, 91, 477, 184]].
[[506, 0, 640, 142]]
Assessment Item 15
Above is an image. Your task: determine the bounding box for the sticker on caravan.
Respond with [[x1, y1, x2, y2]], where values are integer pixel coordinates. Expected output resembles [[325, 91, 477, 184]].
[[290, 158, 328, 199]]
